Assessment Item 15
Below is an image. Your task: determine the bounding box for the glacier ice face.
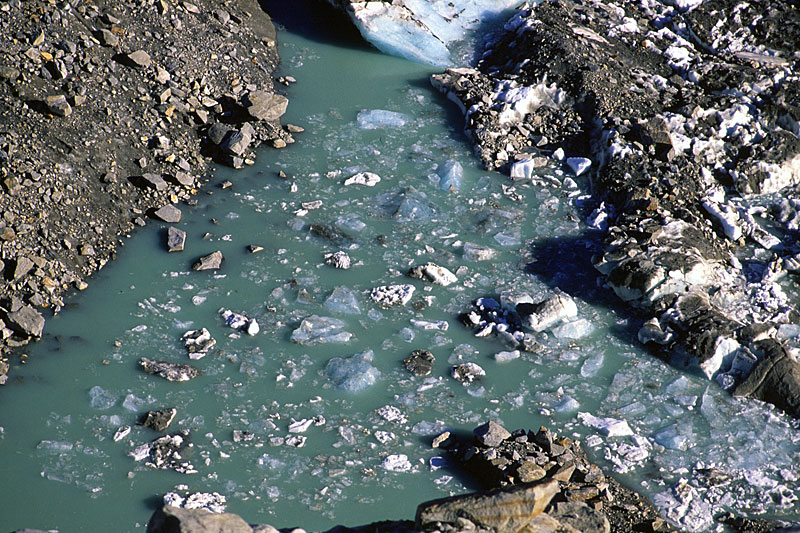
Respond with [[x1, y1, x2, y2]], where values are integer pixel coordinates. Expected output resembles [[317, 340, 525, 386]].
[[335, 0, 527, 67]]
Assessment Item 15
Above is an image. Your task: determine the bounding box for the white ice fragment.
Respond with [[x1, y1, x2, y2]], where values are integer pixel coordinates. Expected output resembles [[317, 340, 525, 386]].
[[494, 350, 520, 362], [122, 393, 147, 412], [587, 202, 609, 231], [699, 336, 741, 379], [521, 293, 578, 332], [344, 172, 381, 187], [376, 405, 408, 424], [357, 109, 408, 130], [555, 396, 580, 412], [437, 160, 463, 192], [565, 157, 591, 176], [285, 435, 307, 448], [291, 315, 353, 345], [370, 284, 415, 307], [578, 412, 634, 437], [410, 319, 449, 331], [552, 318, 594, 339], [374, 430, 396, 444], [37, 440, 74, 453], [113, 426, 132, 442], [702, 199, 741, 241], [325, 350, 380, 392], [288, 419, 313, 434], [89, 386, 117, 410], [381, 454, 412, 472], [324, 286, 362, 315], [580, 352, 605, 377], [652, 424, 690, 451]]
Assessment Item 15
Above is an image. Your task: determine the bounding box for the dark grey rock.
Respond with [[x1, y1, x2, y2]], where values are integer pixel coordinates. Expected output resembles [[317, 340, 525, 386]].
[[207, 123, 232, 146], [146, 506, 252, 533], [473, 420, 511, 448], [96, 28, 119, 47], [550, 502, 610, 533], [167, 226, 186, 252], [192, 250, 223, 271], [140, 407, 177, 432], [152, 204, 182, 223], [403, 349, 435, 377]]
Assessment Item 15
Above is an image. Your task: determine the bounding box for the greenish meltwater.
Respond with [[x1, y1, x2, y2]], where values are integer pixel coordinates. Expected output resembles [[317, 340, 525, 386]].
[[1, 5, 799, 532]]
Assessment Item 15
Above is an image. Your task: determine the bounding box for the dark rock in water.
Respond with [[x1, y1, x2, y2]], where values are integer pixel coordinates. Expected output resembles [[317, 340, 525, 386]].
[[451, 362, 485, 385], [192, 251, 223, 271], [140, 408, 177, 432], [734, 340, 800, 418], [403, 349, 434, 377], [147, 506, 252, 533], [473, 420, 511, 448], [6, 304, 45, 338], [152, 205, 182, 223], [139, 357, 200, 382], [415, 479, 559, 532], [309, 223, 353, 246], [243, 90, 288, 122], [167, 227, 186, 252]]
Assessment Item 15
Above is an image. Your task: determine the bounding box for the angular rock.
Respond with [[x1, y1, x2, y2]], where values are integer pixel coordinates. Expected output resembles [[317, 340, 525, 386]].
[[96, 28, 119, 47], [416, 480, 559, 532], [403, 349, 435, 377], [11, 256, 34, 280], [45, 95, 72, 117], [153, 204, 182, 223], [550, 502, 610, 533], [192, 251, 223, 271], [139, 357, 200, 382], [6, 305, 45, 338], [243, 90, 288, 122], [473, 421, 511, 448], [167, 226, 186, 252], [140, 408, 177, 432], [734, 340, 800, 418], [133, 173, 168, 191], [120, 49, 151, 69], [147, 506, 252, 533]]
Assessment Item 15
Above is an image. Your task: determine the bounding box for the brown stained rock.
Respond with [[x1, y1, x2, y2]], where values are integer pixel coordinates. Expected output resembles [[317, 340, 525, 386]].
[[140, 408, 177, 432], [147, 506, 253, 533], [416, 479, 559, 533]]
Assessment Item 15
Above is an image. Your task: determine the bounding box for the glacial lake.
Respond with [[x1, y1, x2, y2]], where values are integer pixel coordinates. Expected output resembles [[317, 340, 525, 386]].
[[1, 2, 799, 531]]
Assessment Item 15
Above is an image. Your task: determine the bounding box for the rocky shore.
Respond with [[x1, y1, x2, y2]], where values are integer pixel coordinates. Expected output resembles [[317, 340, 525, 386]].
[[0, 0, 293, 383], [429, 0, 800, 418]]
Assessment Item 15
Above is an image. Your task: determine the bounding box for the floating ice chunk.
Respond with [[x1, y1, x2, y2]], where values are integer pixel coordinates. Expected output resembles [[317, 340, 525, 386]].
[[509, 158, 538, 180], [344, 172, 381, 187], [381, 454, 412, 472], [122, 393, 147, 412], [653, 480, 713, 532], [519, 293, 578, 332], [220, 309, 259, 336], [374, 430, 395, 444], [370, 284, 415, 307], [288, 419, 313, 434], [462, 242, 496, 261], [410, 319, 449, 331], [552, 318, 594, 340], [377, 188, 435, 221], [114, 426, 131, 442], [699, 336, 740, 379], [377, 405, 408, 423], [565, 157, 591, 176], [291, 315, 353, 346], [578, 412, 634, 437], [437, 160, 463, 192], [324, 286, 362, 315], [325, 350, 380, 392], [285, 435, 307, 448], [89, 386, 117, 410], [653, 424, 691, 451], [580, 352, 605, 377], [182, 328, 216, 359], [407, 262, 458, 286], [587, 202, 609, 231], [37, 440, 74, 453], [451, 362, 485, 384], [555, 396, 580, 412], [494, 350, 520, 362], [494, 230, 521, 247], [357, 109, 409, 130]]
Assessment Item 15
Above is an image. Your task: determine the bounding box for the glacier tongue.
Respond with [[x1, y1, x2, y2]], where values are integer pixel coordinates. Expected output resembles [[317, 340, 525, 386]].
[[331, 0, 526, 67]]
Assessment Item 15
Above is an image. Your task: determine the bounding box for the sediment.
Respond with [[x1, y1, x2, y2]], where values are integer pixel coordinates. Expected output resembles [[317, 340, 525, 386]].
[[0, 0, 292, 383]]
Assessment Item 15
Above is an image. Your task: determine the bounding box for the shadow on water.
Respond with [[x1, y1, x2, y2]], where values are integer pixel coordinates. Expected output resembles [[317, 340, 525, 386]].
[[258, 0, 373, 52], [413, 429, 485, 493], [524, 231, 646, 349]]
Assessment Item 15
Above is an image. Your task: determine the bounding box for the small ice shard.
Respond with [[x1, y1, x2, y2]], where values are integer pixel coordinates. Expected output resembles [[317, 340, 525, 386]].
[[113, 426, 132, 442], [451, 362, 485, 384], [344, 171, 381, 187], [291, 315, 353, 346], [437, 160, 463, 192], [565, 157, 591, 176], [285, 435, 307, 448], [357, 109, 408, 130], [578, 412, 633, 437], [370, 284, 415, 307], [375, 430, 396, 444], [182, 328, 216, 359], [288, 418, 314, 434], [555, 396, 580, 413], [407, 262, 458, 286], [552, 318, 594, 340], [494, 350, 520, 362], [381, 453, 412, 472], [325, 350, 380, 392], [324, 286, 362, 315], [376, 405, 408, 423], [89, 385, 117, 410], [517, 293, 578, 332]]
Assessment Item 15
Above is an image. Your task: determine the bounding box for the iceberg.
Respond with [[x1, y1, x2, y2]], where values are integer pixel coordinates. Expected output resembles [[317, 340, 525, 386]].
[[325, 350, 381, 392], [331, 0, 526, 67], [357, 109, 409, 130]]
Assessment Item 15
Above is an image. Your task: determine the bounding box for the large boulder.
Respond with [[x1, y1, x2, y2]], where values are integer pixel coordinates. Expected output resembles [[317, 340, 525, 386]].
[[147, 506, 252, 533], [734, 340, 800, 418], [6, 304, 45, 338]]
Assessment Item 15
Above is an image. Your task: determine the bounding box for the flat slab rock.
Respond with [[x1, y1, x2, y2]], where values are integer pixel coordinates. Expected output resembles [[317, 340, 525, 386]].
[[140, 357, 200, 382], [192, 250, 223, 271]]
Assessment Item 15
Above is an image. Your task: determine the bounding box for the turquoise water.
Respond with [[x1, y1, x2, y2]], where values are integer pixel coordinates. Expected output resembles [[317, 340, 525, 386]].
[[1, 3, 799, 532]]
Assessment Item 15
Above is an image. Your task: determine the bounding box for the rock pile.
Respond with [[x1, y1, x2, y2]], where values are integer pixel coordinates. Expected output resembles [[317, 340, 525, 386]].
[[0, 0, 290, 383], [431, 0, 800, 417]]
